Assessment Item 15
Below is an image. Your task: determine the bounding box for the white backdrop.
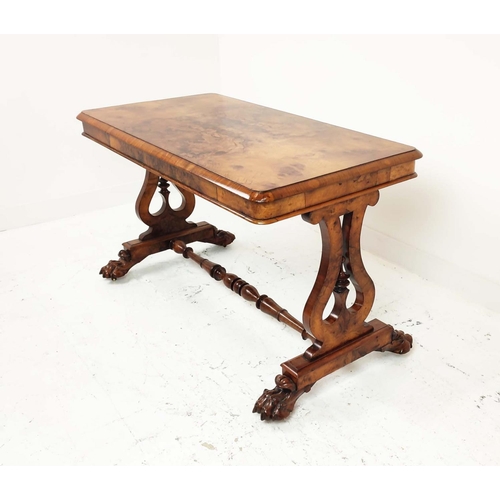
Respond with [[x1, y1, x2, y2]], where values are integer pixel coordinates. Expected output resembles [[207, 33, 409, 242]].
[[0, 35, 219, 229], [219, 35, 500, 311], [1, 35, 499, 310]]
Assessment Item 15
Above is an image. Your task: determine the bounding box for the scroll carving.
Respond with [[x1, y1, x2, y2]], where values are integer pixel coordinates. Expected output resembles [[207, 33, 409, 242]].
[[253, 375, 313, 421], [200, 229, 236, 247], [377, 329, 413, 354]]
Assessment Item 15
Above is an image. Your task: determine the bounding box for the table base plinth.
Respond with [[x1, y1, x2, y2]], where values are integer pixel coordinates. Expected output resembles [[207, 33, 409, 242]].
[[254, 320, 412, 421]]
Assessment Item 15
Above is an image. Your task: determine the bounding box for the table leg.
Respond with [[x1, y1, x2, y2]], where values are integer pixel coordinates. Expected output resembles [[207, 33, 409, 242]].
[[99, 170, 235, 280], [253, 191, 413, 421]]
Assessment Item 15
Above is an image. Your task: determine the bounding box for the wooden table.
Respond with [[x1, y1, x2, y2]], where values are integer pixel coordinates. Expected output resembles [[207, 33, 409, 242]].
[[77, 94, 422, 421]]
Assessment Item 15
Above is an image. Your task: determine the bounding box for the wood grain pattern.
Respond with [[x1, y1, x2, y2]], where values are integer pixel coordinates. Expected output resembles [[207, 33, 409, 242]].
[[77, 94, 422, 223]]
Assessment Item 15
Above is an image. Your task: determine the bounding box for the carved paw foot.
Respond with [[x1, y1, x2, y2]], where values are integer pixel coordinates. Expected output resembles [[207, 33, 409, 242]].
[[253, 375, 311, 421], [99, 249, 133, 280], [202, 228, 236, 247], [378, 329, 413, 355]]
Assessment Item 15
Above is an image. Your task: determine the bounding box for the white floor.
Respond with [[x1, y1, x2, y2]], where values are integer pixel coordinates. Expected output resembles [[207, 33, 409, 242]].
[[1, 198, 499, 466]]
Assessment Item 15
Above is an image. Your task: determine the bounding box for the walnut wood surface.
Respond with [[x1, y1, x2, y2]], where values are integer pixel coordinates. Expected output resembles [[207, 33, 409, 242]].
[[77, 94, 422, 223]]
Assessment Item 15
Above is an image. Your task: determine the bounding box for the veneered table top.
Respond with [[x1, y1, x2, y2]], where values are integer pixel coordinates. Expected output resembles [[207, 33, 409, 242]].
[[78, 94, 422, 223]]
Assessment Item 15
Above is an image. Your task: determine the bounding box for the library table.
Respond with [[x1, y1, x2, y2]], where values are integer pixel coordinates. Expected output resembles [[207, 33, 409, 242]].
[[77, 94, 422, 421]]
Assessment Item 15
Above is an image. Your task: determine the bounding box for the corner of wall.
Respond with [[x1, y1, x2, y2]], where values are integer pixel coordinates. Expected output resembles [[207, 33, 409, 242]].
[[362, 225, 500, 314]]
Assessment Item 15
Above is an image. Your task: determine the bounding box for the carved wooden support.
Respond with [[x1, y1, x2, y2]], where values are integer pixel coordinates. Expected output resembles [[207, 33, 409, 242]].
[[254, 192, 413, 420], [171, 240, 312, 340], [100, 170, 235, 280], [300, 191, 380, 359], [135, 174, 195, 240]]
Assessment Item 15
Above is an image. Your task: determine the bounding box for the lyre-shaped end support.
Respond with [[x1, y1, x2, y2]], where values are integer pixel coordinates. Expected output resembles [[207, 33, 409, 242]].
[[136, 172, 197, 241], [301, 191, 380, 358], [99, 170, 235, 280], [254, 191, 414, 421]]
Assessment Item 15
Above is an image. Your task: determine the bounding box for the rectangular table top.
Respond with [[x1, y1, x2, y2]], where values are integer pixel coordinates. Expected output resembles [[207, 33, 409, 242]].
[[78, 94, 422, 223]]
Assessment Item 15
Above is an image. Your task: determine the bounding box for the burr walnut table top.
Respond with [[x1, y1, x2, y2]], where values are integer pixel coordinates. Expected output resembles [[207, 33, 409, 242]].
[[77, 93, 422, 223]]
